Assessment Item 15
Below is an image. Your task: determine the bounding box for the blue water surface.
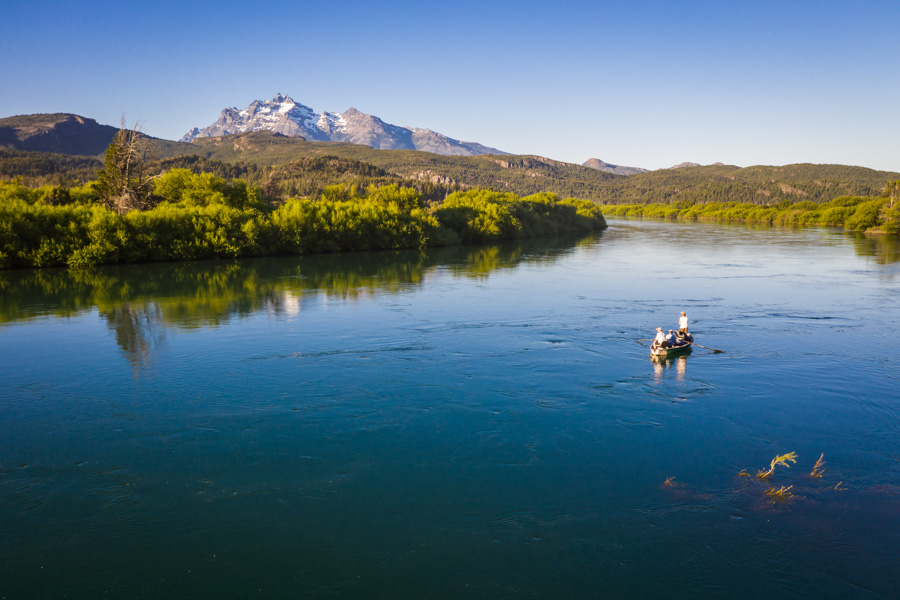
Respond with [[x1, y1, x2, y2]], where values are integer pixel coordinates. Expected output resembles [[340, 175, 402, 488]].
[[1, 219, 899, 599]]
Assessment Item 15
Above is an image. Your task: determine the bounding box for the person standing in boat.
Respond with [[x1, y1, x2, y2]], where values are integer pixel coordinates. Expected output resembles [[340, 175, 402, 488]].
[[653, 327, 668, 349], [678, 312, 689, 336]]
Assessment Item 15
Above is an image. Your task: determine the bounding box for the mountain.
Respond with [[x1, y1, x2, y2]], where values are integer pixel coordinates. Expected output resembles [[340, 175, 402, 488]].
[[0, 113, 191, 159], [582, 158, 647, 176], [181, 94, 506, 156], [0, 114, 120, 155]]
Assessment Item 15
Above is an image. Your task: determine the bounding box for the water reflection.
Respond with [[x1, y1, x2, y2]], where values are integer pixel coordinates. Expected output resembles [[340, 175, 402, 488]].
[[101, 302, 166, 372], [0, 236, 593, 365], [850, 233, 900, 265], [651, 354, 689, 381], [607, 217, 900, 266]]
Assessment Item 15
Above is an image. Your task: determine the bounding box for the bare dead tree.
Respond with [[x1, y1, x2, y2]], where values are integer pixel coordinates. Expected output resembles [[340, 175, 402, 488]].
[[97, 118, 158, 214]]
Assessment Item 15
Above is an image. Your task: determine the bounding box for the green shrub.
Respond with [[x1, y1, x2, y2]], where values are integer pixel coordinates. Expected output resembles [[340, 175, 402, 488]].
[[844, 199, 885, 232]]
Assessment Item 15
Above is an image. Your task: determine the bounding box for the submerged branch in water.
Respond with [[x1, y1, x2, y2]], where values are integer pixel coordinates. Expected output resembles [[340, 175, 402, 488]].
[[810, 453, 826, 479]]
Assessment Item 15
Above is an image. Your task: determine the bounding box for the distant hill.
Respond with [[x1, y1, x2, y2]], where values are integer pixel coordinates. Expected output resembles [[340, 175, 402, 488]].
[[0, 113, 191, 159], [181, 94, 507, 157], [0, 114, 119, 155], [596, 162, 898, 205], [582, 158, 648, 176], [169, 131, 617, 200], [1, 112, 897, 205]]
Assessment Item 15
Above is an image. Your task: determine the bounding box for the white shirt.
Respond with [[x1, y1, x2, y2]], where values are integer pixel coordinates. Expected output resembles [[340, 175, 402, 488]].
[[679, 315, 689, 330]]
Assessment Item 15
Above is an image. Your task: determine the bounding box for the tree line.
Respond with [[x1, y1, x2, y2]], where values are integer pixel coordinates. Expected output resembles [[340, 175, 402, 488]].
[[0, 164, 605, 270], [600, 184, 900, 235]]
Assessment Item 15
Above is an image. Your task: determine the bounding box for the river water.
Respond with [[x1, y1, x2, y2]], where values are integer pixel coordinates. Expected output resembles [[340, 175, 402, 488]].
[[1, 219, 898, 599]]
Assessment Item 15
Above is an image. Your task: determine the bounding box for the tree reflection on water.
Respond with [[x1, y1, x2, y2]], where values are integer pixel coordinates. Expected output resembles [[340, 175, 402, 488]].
[[0, 236, 589, 367], [101, 302, 166, 373], [851, 232, 900, 266]]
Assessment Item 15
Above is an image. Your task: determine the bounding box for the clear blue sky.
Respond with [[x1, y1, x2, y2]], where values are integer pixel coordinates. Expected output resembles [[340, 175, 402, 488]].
[[2, 0, 898, 171]]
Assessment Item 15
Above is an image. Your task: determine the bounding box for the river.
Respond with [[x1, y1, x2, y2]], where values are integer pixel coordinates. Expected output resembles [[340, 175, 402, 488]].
[[1, 219, 898, 598]]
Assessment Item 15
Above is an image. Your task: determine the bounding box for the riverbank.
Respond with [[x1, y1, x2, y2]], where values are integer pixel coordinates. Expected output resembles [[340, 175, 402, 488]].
[[600, 193, 899, 235], [0, 181, 605, 269]]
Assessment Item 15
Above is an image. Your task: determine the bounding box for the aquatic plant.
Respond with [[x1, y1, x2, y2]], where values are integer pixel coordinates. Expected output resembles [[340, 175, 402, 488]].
[[764, 485, 796, 503], [737, 469, 751, 478], [756, 451, 798, 480], [810, 453, 826, 479], [663, 476, 677, 487]]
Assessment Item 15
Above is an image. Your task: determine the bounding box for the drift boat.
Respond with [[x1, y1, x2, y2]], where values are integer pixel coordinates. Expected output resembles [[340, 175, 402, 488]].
[[650, 340, 692, 358], [650, 332, 694, 358]]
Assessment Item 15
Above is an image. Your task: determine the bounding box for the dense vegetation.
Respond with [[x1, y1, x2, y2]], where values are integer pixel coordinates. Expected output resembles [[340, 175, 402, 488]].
[[594, 163, 894, 205], [0, 148, 102, 185], [601, 183, 900, 234], [0, 170, 605, 269]]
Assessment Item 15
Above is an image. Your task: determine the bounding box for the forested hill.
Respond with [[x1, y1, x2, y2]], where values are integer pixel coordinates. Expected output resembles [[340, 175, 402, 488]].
[[602, 163, 897, 205], [150, 132, 900, 205], [2, 121, 897, 205], [177, 132, 620, 201]]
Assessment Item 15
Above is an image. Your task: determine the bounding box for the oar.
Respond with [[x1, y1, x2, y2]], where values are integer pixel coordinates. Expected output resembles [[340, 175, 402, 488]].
[[692, 342, 724, 353]]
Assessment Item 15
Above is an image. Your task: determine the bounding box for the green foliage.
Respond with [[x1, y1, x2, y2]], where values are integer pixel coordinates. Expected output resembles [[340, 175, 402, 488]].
[[0, 180, 37, 205], [600, 193, 899, 234], [0, 181, 606, 269], [433, 190, 605, 244], [0, 200, 116, 268], [0, 148, 103, 185], [842, 199, 884, 232], [272, 198, 425, 253], [123, 204, 273, 262], [155, 155, 257, 181], [153, 168, 267, 211]]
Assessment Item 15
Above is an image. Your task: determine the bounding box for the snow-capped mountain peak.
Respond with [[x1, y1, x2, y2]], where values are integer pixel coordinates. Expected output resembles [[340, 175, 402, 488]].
[[180, 94, 326, 142], [316, 111, 347, 136], [181, 95, 505, 156]]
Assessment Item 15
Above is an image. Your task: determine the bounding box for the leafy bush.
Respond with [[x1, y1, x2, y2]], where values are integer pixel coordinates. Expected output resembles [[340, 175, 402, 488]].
[[0, 180, 607, 269], [843, 199, 885, 232], [601, 196, 896, 235], [153, 169, 267, 211]]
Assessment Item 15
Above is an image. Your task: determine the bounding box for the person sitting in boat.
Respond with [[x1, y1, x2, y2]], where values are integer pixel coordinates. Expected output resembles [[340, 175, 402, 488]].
[[666, 329, 679, 347], [652, 327, 668, 349], [678, 311, 689, 335]]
